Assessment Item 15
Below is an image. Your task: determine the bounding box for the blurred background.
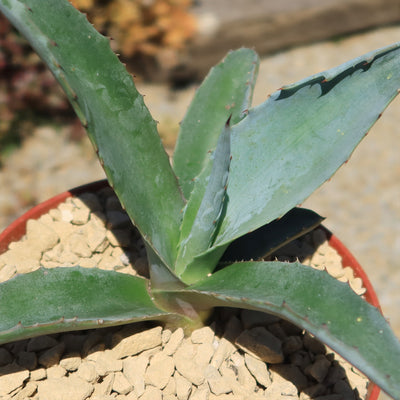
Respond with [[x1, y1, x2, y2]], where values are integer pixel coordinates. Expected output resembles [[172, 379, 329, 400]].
[[0, 2, 399, 397]]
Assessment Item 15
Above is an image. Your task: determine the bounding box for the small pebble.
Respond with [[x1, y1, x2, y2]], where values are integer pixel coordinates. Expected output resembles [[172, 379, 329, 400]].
[[163, 328, 184, 355], [145, 352, 175, 389], [235, 327, 284, 364], [0, 264, 16, 283], [0, 348, 13, 366], [38, 343, 65, 368], [76, 361, 98, 383], [174, 371, 192, 400], [27, 336, 59, 353], [174, 340, 205, 385], [112, 326, 162, 359], [16, 351, 37, 370], [46, 364, 67, 379], [123, 354, 149, 396], [112, 371, 133, 395], [305, 355, 331, 383], [59, 352, 82, 371], [244, 353, 271, 388], [191, 326, 215, 345], [204, 365, 232, 395]]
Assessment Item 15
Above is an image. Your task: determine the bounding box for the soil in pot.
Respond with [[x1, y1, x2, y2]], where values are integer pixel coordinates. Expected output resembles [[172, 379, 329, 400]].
[[0, 185, 374, 400]]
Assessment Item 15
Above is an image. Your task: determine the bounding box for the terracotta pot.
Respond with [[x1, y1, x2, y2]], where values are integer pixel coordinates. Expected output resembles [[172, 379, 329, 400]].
[[324, 231, 381, 400], [0, 179, 381, 399]]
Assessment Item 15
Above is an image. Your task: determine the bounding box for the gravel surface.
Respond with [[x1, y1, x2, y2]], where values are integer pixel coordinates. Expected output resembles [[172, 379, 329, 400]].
[[1, 25, 399, 399], [0, 188, 369, 399]]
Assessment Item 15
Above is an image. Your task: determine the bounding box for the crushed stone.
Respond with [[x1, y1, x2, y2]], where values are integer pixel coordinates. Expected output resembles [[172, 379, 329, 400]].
[[0, 187, 370, 399]]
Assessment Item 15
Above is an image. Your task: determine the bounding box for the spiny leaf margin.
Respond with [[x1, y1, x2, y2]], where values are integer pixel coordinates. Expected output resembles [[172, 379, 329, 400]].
[[0, 0, 185, 268], [214, 42, 400, 249], [161, 261, 400, 398], [220, 207, 325, 264], [175, 122, 231, 281], [0, 267, 174, 344], [173, 48, 259, 199]]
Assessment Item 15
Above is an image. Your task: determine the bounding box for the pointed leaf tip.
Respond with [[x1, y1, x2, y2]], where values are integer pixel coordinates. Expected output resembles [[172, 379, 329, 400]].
[[173, 48, 259, 199], [169, 261, 400, 398], [175, 122, 231, 283], [0, 267, 173, 344], [0, 0, 184, 268], [214, 42, 400, 248]]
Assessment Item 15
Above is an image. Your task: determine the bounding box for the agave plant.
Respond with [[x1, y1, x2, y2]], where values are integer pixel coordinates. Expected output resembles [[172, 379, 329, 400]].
[[1, 1, 400, 398]]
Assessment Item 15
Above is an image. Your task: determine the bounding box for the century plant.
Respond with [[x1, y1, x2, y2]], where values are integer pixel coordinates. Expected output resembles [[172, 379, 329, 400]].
[[0, 1, 400, 398]]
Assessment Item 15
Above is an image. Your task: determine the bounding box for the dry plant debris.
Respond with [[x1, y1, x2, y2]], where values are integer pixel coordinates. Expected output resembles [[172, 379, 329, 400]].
[[70, 0, 196, 58]]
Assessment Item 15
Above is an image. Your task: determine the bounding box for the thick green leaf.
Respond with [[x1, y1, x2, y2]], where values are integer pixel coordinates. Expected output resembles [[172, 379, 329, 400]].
[[0, 0, 184, 268], [162, 262, 400, 399], [146, 242, 186, 290], [175, 122, 231, 281], [173, 48, 259, 199], [0, 267, 174, 344], [214, 43, 400, 248], [179, 244, 228, 285], [220, 208, 324, 264]]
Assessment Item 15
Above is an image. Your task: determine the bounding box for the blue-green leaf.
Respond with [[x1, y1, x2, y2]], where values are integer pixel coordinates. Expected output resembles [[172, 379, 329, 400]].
[[173, 48, 259, 199], [0, 267, 174, 344], [214, 43, 400, 248], [175, 122, 231, 282], [163, 261, 400, 399], [0, 0, 184, 268], [220, 208, 324, 264]]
